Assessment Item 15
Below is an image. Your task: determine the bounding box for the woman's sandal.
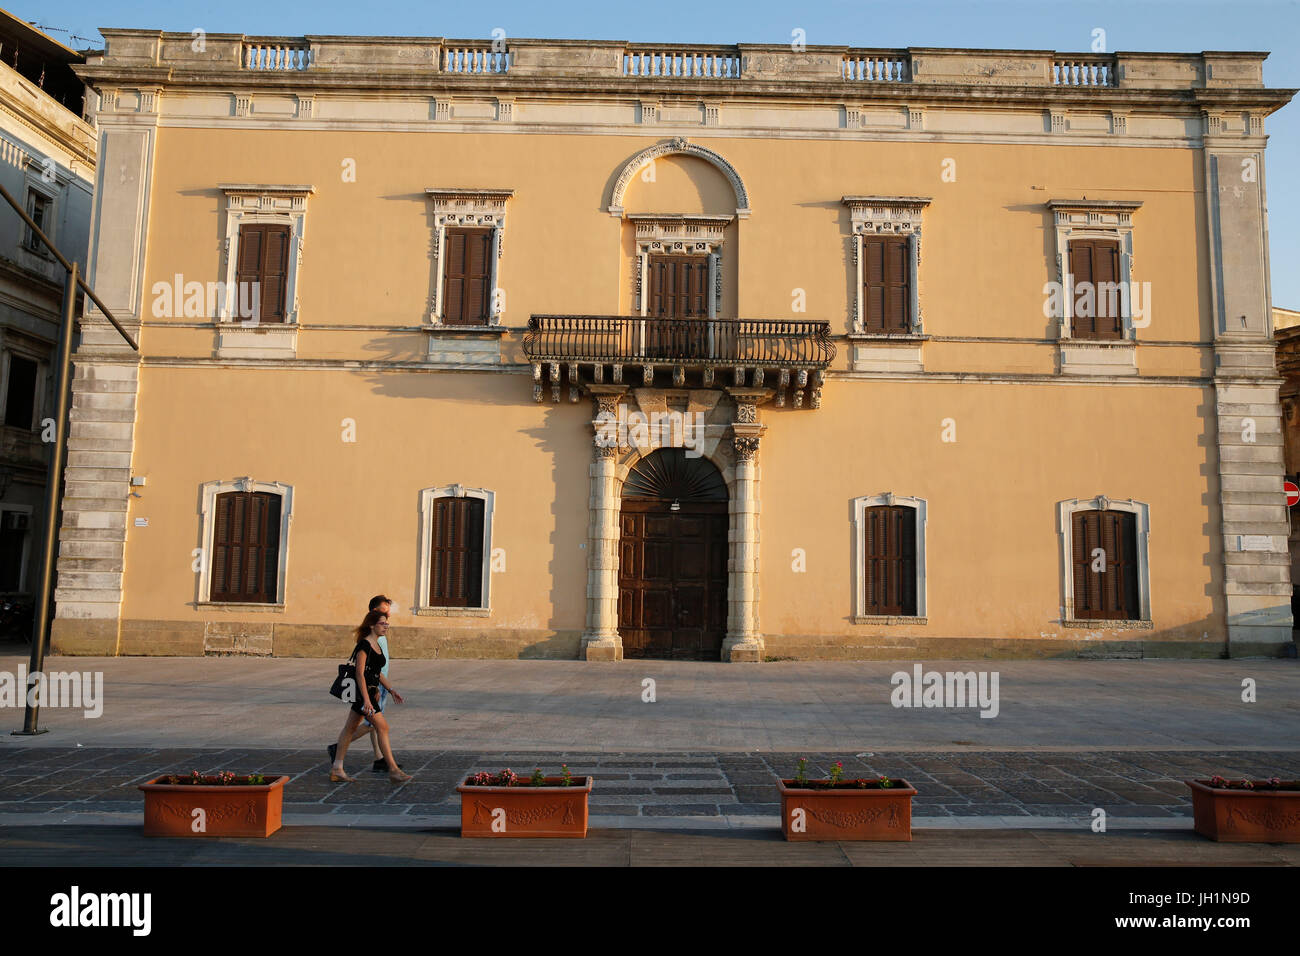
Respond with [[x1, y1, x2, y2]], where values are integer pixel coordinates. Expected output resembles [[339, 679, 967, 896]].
[[329, 768, 356, 783], [388, 770, 413, 784]]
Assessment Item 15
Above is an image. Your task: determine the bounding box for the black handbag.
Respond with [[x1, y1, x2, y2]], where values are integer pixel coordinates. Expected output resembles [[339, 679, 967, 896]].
[[329, 649, 359, 701]]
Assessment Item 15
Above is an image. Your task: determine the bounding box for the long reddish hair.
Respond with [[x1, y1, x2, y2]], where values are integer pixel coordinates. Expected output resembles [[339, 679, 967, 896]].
[[353, 609, 388, 643]]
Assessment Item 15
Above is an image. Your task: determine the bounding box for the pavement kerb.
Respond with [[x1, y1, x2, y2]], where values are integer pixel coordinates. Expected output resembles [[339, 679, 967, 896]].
[[0, 811, 1194, 831]]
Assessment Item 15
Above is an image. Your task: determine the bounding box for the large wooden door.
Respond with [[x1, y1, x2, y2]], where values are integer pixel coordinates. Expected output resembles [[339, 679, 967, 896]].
[[618, 449, 729, 660]]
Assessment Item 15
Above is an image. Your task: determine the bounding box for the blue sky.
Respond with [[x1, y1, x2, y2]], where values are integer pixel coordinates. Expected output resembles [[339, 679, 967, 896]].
[[21, 0, 1300, 307]]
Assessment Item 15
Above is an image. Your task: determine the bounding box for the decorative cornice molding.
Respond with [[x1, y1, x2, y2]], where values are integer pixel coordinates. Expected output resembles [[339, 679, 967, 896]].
[[424, 187, 515, 205], [220, 183, 316, 200], [1047, 197, 1144, 228], [842, 195, 931, 234]]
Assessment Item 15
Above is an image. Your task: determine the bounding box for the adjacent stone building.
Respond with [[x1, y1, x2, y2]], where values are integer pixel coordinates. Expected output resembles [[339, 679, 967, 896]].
[[52, 32, 1295, 660], [0, 14, 94, 630]]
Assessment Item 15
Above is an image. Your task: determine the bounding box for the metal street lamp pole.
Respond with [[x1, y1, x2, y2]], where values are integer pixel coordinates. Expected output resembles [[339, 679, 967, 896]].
[[0, 182, 138, 735]]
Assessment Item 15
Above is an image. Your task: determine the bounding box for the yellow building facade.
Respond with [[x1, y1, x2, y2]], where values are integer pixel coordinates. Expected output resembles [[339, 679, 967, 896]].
[[53, 34, 1295, 660]]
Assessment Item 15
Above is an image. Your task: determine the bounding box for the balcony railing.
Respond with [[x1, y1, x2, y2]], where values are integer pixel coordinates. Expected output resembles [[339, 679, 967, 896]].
[[243, 40, 314, 70], [523, 315, 834, 407], [1052, 56, 1116, 87], [623, 45, 741, 78]]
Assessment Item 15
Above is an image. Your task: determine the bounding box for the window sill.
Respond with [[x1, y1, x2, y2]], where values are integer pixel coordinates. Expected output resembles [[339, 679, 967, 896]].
[[424, 323, 509, 336], [853, 615, 927, 625], [414, 606, 491, 617], [1060, 618, 1152, 630], [197, 602, 286, 612], [846, 332, 928, 342], [216, 324, 298, 360], [1058, 339, 1137, 376], [215, 320, 296, 329]]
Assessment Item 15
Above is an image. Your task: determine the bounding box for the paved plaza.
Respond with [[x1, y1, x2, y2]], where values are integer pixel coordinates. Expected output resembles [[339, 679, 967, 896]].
[[1, 654, 1294, 750], [0, 653, 1296, 863]]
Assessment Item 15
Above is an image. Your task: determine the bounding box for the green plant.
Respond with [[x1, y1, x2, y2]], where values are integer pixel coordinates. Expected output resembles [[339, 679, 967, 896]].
[[531, 767, 546, 787], [879, 775, 893, 789], [794, 757, 808, 786], [560, 764, 572, 787], [162, 771, 268, 786], [828, 760, 844, 784]]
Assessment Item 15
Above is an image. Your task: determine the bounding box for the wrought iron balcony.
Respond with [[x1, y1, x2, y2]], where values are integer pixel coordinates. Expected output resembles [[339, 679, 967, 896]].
[[523, 315, 835, 407]]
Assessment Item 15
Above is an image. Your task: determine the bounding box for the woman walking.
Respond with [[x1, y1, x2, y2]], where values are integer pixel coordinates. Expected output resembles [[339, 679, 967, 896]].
[[329, 609, 411, 783]]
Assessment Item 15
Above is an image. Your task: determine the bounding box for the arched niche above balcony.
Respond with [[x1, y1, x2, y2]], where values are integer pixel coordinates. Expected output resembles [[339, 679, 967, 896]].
[[608, 138, 750, 219]]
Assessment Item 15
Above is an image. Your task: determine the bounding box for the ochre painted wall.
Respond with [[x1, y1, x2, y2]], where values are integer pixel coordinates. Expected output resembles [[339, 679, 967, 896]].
[[85, 125, 1226, 657]]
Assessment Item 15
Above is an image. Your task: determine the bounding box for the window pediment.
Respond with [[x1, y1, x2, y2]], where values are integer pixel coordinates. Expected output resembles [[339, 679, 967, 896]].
[[628, 214, 733, 252], [1047, 199, 1143, 230], [220, 184, 315, 212], [842, 196, 931, 235], [425, 188, 514, 226]]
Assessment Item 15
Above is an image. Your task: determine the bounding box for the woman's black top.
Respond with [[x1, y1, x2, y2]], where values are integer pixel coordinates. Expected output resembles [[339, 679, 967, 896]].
[[352, 638, 386, 686]]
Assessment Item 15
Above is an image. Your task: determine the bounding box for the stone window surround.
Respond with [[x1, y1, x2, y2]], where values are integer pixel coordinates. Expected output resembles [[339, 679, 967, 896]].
[[630, 214, 732, 320], [0, 342, 48, 432], [218, 184, 313, 326], [425, 188, 513, 329], [851, 493, 928, 623], [842, 196, 931, 336], [1047, 199, 1144, 341], [1057, 494, 1153, 627], [197, 478, 294, 608], [21, 164, 62, 258], [414, 484, 495, 616]]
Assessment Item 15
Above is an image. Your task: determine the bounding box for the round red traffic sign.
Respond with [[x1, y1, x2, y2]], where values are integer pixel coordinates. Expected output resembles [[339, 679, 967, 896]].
[[1286, 481, 1299, 507]]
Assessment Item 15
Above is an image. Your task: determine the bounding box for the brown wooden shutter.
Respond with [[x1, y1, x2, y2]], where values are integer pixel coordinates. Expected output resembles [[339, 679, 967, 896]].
[[210, 491, 281, 603], [430, 496, 485, 607], [1072, 509, 1138, 620], [1070, 240, 1122, 340], [236, 224, 291, 323], [443, 228, 492, 325], [863, 505, 917, 615], [259, 226, 291, 322], [648, 256, 709, 320], [684, 257, 708, 318], [863, 237, 910, 333], [648, 257, 668, 317], [1094, 240, 1122, 338], [236, 226, 263, 305]]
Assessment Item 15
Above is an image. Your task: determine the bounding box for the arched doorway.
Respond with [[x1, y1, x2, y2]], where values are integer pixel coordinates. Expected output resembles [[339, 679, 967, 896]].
[[618, 448, 729, 660]]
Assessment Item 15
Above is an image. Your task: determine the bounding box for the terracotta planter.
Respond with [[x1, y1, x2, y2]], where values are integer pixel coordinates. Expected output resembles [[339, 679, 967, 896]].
[[139, 775, 289, 837], [778, 778, 916, 841], [1187, 779, 1300, 843], [457, 776, 592, 838]]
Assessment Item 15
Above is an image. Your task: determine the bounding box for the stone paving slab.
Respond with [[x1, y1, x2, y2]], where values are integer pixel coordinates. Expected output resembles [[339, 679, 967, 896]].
[[1, 823, 1296, 867], [2, 747, 1297, 824]]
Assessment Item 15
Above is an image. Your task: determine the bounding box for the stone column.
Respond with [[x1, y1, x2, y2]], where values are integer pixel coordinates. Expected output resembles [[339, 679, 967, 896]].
[[723, 389, 769, 662], [581, 387, 626, 660], [1203, 123, 1294, 655]]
